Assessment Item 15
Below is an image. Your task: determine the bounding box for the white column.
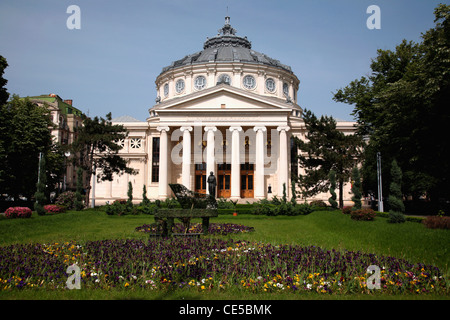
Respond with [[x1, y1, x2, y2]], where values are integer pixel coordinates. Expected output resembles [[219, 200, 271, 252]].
[[204, 126, 217, 195], [253, 126, 266, 199], [180, 126, 193, 190], [157, 126, 170, 199], [277, 126, 290, 196], [229, 126, 242, 200]]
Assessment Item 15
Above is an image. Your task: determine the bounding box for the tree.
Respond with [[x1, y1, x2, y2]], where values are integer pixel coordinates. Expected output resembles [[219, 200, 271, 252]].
[[70, 112, 135, 207], [333, 4, 450, 212], [388, 160, 406, 223], [0, 95, 53, 200], [293, 109, 363, 208], [127, 181, 133, 208], [351, 167, 362, 210], [141, 184, 150, 206], [0, 55, 9, 106], [328, 170, 338, 209], [34, 153, 47, 215]]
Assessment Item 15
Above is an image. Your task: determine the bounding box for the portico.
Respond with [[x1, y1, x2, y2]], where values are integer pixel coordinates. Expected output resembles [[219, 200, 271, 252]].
[[150, 84, 297, 200]]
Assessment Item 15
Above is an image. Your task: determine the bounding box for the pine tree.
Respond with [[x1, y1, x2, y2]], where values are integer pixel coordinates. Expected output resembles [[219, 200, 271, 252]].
[[34, 153, 46, 215], [74, 167, 84, 210], [388, 160, 406, 223], [351, 167, 362, 210], [328, 170, 338, 209]]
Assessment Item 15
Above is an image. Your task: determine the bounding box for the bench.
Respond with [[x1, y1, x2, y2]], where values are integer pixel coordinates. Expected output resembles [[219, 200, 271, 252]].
[[153, 184, 218, 237]]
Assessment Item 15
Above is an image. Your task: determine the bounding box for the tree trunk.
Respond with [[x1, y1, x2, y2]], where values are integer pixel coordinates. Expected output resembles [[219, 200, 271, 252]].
[[339, 180, 344, 209]]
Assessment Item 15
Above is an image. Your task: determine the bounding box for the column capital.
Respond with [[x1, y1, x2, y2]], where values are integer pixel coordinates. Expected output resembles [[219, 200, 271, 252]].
[[157, 126, 170, 132], [253, 126, 267, 132], [180, 126, 193, 132], [204, 126, 217, 132], [229, 126, 242, 132], [277, 126, 290, 132]]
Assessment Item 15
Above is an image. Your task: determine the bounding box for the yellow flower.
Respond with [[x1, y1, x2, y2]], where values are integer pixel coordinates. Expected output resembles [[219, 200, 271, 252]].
[[124, 282, 129, 287]]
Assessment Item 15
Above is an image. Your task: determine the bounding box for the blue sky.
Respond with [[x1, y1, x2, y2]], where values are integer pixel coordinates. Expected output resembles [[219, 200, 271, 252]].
[[0, 0, 448, 121]]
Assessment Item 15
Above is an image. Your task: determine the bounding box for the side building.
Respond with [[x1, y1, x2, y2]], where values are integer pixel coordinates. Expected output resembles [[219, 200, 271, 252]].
[[27, 93, 83, 191]]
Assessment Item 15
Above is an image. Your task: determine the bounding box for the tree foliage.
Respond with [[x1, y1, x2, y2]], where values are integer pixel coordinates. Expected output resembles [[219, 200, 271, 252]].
[[70, 112, 135, 207], [293, 109, 363, 208], [388, 160, 406, 223], [0, 95, 53, 200], [333, 4, 450, 211]]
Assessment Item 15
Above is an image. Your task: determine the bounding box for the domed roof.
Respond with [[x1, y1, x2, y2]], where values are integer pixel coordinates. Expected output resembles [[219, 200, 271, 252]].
[[160, 17, 293, 74]]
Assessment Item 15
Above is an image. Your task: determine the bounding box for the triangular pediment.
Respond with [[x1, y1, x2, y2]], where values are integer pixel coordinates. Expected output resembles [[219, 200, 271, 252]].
[[153, 84, 295, 112]]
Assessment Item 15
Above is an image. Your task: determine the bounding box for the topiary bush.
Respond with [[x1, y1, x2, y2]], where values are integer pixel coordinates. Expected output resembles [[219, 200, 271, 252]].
[[5, 207, 32, 219]]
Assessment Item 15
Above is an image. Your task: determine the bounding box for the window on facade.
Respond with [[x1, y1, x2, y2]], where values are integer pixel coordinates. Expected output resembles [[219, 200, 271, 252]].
[[290, 137, 298, 178], [243, 75, 256, 89], [115, 139, 125, 148], [283, 82, 289, 96], [265, 78, 276, 92], [152, 137, 160, 182], [164, 83, 169, 97], [130, 138, 142, 149], [176, 79, 185, 93], [194, 76, 207, 90]]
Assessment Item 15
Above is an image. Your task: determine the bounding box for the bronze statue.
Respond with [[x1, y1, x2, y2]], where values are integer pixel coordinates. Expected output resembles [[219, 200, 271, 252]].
[[207, 171, 216, 199]]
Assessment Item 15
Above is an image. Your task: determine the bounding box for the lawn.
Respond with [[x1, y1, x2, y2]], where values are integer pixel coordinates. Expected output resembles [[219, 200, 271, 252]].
[[0, 208, 449, 300]]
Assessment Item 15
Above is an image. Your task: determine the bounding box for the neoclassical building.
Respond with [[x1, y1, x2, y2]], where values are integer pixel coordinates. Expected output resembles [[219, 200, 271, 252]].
[[93, 17, 356, 204]]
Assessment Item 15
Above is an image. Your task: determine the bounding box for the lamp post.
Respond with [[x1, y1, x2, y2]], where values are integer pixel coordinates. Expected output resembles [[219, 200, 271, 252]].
[[64, 151, 71, 191], [377, 152, 384, 212]]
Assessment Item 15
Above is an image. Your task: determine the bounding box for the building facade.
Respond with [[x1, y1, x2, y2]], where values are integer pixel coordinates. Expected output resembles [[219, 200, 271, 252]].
[[93, 17, 356, 205], [28, 94, 83, 191]]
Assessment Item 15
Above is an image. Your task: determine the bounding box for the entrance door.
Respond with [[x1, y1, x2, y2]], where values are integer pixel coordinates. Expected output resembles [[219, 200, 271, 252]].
[[195, 163, 207, 195], [240, 163, 254, 198], [217, 164, 231, 198]]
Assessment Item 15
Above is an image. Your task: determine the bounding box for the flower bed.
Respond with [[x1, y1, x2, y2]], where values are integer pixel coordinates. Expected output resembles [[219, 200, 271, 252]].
[[4, 207, 32, 219], [135, 222, 254, 235], [0, 238, 447, 295]]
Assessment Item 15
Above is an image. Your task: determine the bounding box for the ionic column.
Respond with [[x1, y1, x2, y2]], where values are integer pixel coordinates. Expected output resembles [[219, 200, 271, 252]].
[[277, 126, 290, 196], [157, 126, 170, 199], [253, 126, 266, 199], [229, 126, 242, 200], [204, 126, 217, 195], [180, 126, 193, 190]]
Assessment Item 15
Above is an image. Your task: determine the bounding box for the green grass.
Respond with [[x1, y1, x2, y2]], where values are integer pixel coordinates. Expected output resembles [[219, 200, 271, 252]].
[[0, 208, 449, 300]]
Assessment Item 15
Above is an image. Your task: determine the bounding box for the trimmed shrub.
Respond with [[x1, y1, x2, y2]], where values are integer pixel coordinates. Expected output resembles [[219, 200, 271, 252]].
[[5, 207, 32, 219], [310, 200, 327, 208], [136, 204, 158, 215], [342, 206, 353, 214], [55, 191, 76, 209], [350, 208, 376, 221], [43, 204, 66, 214]]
